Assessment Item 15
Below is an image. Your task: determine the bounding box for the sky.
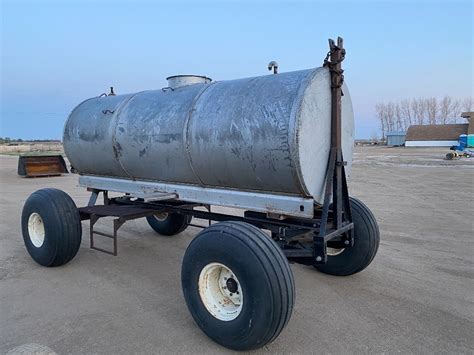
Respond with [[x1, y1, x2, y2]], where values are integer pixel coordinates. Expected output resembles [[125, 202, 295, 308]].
[[1, 0, 473, 139]]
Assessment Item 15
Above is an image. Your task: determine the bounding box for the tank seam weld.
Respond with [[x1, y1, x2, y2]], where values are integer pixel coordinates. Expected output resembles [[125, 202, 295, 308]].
[[111, 92, 148, 180], [183, 82, 217, 186]]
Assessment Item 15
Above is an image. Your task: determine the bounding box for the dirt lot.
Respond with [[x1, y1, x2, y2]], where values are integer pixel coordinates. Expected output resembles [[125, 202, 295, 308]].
[[1, 146, 473, 354]]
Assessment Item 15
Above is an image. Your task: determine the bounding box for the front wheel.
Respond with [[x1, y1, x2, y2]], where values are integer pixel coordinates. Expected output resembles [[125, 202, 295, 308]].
[[21, 188, 82, 267], [315, 197, 380, 276], [181, 221, 295, 351]]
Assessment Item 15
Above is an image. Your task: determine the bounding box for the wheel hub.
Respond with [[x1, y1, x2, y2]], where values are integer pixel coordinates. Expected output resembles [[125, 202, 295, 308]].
[[226, 278, 238, 293], [198, 262, 243, 321], [153, 212, 168, 221], [28, 212, 45, 248], [327, 247, 345, 256]]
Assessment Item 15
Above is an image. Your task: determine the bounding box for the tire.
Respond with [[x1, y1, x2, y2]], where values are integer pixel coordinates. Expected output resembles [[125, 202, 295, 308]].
[[21, 188, 82, 267], [146, 212, 191, 236], [315, 197, 380, 276], [181, 221, 295, 351]]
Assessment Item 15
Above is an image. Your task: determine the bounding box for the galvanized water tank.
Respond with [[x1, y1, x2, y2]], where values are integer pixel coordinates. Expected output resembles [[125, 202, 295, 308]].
[[63, 67, 354, 204]]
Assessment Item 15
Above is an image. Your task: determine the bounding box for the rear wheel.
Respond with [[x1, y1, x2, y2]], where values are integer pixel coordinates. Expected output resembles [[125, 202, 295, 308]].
[[446, 152, 455, 160], [181, 221, 294, 350], [146, 212, 191, 236], [315, 197, 379, 276], [21, 188, 82, 267]]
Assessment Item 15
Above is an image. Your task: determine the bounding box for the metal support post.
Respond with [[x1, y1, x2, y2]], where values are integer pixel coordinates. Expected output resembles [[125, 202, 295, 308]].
[[315, 37, 354, 263]]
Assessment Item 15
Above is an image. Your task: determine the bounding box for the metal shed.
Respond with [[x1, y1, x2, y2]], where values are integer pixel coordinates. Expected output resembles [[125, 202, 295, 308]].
[[386, 131, 406, 146]]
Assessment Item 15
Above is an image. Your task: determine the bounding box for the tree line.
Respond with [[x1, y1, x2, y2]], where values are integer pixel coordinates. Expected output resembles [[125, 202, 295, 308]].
[[0, 137, 61, 144], [376, 96, 473, 138]]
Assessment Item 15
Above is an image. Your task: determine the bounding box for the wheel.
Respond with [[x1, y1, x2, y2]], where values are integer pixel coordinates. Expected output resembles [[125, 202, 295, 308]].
[[315, 197, 380, 276], [146, 211, 191, 236], [181, 221, 295, 350], [446, 152, 455, 160], [21, 188, 82, 267]]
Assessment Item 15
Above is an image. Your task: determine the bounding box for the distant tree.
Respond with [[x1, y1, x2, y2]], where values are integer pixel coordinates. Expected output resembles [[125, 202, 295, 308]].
[[375, 103, 387, 140], [462, 97, 473, 112], [425, 97, 438, 125], [438, 96, 460, 124], [375, 96, 473, 138], [399, 99, 413, 128], [394, 103, 403, 131], [411, 98, 425, 125]]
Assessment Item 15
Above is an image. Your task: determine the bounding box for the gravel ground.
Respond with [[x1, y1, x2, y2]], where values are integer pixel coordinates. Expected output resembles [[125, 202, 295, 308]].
[[1, 146, 473, 354]]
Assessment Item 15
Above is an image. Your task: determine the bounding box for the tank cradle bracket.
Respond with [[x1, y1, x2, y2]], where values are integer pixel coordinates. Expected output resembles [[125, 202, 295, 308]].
[[86, 188, 110, 206]]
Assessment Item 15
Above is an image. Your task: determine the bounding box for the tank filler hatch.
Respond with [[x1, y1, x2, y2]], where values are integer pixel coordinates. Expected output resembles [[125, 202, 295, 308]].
[[166, 75, 212, 89]]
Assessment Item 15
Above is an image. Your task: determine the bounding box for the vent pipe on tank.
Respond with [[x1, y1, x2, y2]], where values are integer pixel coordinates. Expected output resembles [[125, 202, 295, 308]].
[[268, 61, 278, 74], [166, 75, 212, 89]]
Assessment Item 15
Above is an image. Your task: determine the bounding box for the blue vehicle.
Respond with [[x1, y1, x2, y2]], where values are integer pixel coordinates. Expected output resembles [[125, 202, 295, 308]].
[[446, 135, 474, 160]]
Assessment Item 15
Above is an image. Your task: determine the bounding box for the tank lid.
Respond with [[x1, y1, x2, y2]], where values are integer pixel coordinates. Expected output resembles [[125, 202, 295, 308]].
[[166, 75, 212, 89]]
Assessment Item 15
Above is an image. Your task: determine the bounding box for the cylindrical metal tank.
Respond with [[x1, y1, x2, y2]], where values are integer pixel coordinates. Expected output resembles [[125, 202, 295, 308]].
[[63, 67, 354, 204]]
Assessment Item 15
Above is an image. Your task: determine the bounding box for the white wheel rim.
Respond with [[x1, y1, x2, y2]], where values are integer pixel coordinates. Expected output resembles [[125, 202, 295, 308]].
[[198, 262, 243, 321], [327, 247, 345, 256], [153, 212, 168, 221], [28, 213, 45, 248]]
